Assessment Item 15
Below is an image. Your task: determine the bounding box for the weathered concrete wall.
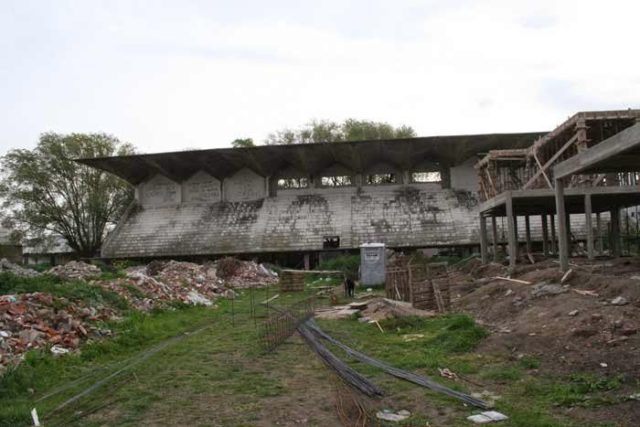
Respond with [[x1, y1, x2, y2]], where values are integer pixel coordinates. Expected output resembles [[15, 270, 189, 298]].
[[140, 174, 181, 207], [103, 179, 486, 257], [183, 171, 221, 203], [450, 157, 478, 192], [109, 161, 608, 258], [224, 168, 266, 202]]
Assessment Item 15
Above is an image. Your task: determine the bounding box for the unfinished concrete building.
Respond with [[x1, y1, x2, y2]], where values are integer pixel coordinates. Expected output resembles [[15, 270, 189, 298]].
[[78, 133, 542, 264], [476, 109, 640, 270]]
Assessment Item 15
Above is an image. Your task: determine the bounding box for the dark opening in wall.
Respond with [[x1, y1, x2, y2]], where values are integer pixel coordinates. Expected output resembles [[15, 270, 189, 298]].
[[412, 171, 441, 183], [277, 177, 309, 189], [321, 176, 352, 187], [366, 173, 396, 185], [323, 236, 340, 248]]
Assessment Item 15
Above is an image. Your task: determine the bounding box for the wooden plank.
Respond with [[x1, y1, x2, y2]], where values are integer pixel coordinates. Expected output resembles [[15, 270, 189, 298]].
[[524, 133, 579, 189], [533, 151, 554, 189]]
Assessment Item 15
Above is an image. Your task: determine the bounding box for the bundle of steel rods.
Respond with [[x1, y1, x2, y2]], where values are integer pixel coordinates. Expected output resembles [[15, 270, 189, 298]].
[[297, 322, 384, 398], [304, 318, 489, 409]]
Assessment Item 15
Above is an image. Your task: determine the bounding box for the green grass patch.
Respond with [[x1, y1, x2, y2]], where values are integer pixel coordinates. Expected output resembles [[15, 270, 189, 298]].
[[0, 272, 128, 310]]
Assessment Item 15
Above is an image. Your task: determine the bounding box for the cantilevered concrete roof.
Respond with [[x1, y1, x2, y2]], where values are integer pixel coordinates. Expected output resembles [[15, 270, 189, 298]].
[[77, 132, 544, 185]]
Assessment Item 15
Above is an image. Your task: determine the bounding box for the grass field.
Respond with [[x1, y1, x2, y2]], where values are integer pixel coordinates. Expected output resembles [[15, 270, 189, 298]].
[[0, 280, 626, 426]]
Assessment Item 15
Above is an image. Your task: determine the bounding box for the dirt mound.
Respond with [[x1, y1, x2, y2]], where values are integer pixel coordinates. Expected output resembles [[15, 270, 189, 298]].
[[0, 292, 115, 370], [47, 261, 101, 280], [451, 258, 640, 378]]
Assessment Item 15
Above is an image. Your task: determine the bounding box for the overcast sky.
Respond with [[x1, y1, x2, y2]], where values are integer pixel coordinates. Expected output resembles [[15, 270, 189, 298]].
[[1, 0, 639, 155]]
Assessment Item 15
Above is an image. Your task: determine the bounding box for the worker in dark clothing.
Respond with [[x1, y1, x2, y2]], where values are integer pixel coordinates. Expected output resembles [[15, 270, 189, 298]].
[[345, 276, 355, 298]]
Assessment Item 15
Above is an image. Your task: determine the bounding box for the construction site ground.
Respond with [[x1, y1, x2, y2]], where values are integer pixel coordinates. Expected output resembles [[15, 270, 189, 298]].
[[1, 257, 639, 426]]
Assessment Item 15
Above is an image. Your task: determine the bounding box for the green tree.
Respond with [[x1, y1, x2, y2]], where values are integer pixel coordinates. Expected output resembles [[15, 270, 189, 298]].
[[231, 138, 255, 148], [0, 133, 135, 257], [265, 119, 416, 145]]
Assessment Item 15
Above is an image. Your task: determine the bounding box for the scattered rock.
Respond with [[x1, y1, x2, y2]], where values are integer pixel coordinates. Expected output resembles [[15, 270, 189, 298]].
[[531, 283, 568, 298], [467, 411, 508, 423], [376, 410, 410, 422], [611, 296, 629, 306], [568, 310, 579, 316]]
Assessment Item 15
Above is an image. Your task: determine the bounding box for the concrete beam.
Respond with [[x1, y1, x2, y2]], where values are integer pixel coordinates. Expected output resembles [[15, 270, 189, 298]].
[[554, 123, 640, 178]]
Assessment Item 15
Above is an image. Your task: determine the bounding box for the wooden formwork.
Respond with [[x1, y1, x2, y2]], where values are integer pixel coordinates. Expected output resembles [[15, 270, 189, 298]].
[[279, 270, 305, 292], [476, 110, 640, 202], [385, 261, 451, 312]]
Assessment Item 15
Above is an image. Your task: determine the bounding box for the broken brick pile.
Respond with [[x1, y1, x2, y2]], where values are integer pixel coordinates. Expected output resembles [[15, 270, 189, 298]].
[[0, 292, 115, 369], [0, 258, 277, 371], [97, 259, 277, 311], [47, 260, 101, 280]]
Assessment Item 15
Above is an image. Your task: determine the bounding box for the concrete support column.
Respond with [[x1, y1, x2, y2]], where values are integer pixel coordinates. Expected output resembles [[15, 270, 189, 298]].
[[479, 214, 488, 264], [555, 178, 569, 272], [585, 194, 594, 260], [506, 194, 517, 271], [304, 253, 310, 271], [611, 208, 621, 257], [491, 216, 499, 262], [525, 215, 532, 254], [596, 213, 603, 255], [541, 214, 549, 256], [550, 214, 557, 255]]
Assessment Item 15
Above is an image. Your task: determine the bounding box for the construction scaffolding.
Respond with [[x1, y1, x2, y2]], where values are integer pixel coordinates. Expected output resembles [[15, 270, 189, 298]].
[[477, 110, 640, 202]]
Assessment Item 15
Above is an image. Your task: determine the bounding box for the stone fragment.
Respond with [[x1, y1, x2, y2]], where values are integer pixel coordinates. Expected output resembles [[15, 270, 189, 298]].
[[611, 296, 628, 306]]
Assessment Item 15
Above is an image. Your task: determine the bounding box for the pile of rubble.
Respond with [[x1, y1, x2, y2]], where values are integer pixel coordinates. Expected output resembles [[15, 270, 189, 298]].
[[0, 292, 115, 370], [315, 297, 436, 321], [96, 259, 277, 311], [0, 257, 277, 370], [47, 260, 101, 280], [0, 258, 39, 278]]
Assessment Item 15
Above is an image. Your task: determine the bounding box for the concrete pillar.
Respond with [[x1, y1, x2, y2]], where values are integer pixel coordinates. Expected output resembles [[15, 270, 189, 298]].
[[506, 194, 517, 271], [550, 214, 557, 255], [596, 212, 603, 255], [585, 194, 594, 260], [611, 208, 621, 257], [479, 214, 488, 264], [525, 215, 532, 254], [555, 178, 569, 272], [513, 215, 519, 258], [491, 216, 499, 262], [541, 214, 549, 256], [303, 253, 310, 271]]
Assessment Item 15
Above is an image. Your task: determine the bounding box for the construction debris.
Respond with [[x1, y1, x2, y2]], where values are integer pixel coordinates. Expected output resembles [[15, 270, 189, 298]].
[[304, 319, 489, 408], [1, 257, 277, 370], [376, 409, 410, 422], [0, 292, 115, 370], [47, 261, 101, 280], [0, 258, 39, 278], [315, 297, 436, 322], [467, 411, 508, 424], [98, 259, 276, 311]]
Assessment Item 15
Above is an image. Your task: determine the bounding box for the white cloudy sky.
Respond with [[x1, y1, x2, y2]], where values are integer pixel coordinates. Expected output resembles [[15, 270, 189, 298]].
[[1, 0, 639, 155]]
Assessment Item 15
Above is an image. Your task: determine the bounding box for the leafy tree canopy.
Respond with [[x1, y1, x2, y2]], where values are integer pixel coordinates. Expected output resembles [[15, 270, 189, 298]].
[[231, 138, 255, 148], [265, 119, 416, 145], [0, 133, 135, 257]]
